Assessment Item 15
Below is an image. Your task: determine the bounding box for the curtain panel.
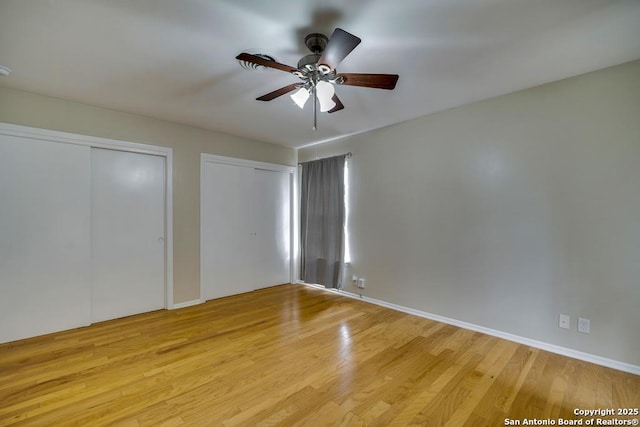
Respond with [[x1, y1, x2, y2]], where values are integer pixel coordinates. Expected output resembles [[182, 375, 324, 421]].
[[300, 155, 346, 288]]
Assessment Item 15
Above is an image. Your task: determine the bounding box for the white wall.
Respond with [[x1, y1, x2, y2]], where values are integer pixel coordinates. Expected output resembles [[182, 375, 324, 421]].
[[299, 60, 640, 366]]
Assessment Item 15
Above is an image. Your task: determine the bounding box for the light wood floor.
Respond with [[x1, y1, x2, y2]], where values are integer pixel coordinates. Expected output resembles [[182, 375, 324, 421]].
[[0, 284, 638, 426]]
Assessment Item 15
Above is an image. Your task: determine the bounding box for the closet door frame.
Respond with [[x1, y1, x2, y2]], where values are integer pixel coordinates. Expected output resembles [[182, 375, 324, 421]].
[[0, 122, 175, 308], [199, 153, 296, 299]]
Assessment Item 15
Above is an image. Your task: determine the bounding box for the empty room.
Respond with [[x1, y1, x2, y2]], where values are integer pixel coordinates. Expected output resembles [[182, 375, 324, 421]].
[[0, 1, 639, 426]]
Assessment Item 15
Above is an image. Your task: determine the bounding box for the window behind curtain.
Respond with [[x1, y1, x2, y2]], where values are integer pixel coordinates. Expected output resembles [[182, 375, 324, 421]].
[[299, 154, 346, 288]]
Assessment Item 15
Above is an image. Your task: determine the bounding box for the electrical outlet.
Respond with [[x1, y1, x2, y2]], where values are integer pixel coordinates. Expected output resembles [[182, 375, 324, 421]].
[[578, 317, 590, 334], [357, 278, 365, 289], [352, 275, 358, 287], [559, 314, 570, 329]]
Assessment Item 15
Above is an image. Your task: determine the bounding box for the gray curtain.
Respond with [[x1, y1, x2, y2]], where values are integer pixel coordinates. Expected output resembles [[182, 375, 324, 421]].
[[300, 154, 346, 288]]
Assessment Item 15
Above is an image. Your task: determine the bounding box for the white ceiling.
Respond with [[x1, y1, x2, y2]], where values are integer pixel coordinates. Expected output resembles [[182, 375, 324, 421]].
[[1, 0, 639, 149]]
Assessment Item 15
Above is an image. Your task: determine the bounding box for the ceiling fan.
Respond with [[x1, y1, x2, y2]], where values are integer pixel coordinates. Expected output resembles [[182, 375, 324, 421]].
[[236, 28, 399, 130]]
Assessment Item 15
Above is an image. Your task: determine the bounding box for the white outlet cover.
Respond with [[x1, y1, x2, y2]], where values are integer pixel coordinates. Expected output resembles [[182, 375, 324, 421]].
[[578, 317, 591, 334]]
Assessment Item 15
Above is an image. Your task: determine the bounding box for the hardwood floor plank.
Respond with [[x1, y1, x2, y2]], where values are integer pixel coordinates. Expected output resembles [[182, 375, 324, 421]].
[[0, 284, 638, 426]]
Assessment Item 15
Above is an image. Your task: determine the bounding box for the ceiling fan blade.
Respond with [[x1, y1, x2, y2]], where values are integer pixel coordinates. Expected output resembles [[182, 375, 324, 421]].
[[328, 94, 344, 113], [317, 28, 361, 71], [256, 83, 300, 101], [337, 73, 399, 90], [236, 53, 299, 74]]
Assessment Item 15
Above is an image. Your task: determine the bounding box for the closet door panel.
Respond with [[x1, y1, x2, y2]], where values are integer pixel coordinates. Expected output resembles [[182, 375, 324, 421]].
[[201, 162, 255, 300], [254, 169, 291, 288], [91, 148, 166, 323], [0, 136, 91, 343]]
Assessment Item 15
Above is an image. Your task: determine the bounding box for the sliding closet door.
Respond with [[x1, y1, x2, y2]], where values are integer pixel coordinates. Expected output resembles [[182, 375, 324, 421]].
[[254, 169, 291, 289], [201, 157, 292, 301], [201, 162, 255, 300], [91, 148, 166, 323], [0, 136, 91, 343]]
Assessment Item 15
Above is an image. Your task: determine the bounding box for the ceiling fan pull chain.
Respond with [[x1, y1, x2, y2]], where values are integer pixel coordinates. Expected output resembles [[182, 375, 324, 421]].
[[312, 87, 317, 131]]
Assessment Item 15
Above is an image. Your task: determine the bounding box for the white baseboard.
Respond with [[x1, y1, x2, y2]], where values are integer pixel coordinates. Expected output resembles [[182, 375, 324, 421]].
[[297, 281, 640, 376], [169, 299, 202, 310]]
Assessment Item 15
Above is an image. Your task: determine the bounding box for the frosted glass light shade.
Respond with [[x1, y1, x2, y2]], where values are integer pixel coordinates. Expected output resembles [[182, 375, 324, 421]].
[[290, 88, 310, 109], [316, 81, 336, 112]]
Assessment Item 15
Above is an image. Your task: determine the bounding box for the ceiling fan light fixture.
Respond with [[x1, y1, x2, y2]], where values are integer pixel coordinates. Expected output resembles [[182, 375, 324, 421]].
[[318, 64, 331, 74], [316, 81, 336, 112], [290, 87, 310, 109]]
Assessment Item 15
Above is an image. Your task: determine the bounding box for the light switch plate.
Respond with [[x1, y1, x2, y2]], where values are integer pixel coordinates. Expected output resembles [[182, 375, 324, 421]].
[[559, 314, 570, 329]]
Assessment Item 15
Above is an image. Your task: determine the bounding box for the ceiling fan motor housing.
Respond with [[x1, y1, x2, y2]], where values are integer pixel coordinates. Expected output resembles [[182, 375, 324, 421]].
[[297, 53, 321, 71], [304, 33, 333, 74], [304, 33, 328, 54]]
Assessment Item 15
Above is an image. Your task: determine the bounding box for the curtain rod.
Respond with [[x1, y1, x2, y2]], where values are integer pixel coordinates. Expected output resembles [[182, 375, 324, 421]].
[[298, 152, 352, 166]]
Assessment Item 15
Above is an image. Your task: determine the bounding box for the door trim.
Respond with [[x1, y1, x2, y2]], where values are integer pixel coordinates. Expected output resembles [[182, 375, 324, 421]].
[[0, 122, 174, 309], [200, 154, 296, 301], [201, 153, 295, 173]]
